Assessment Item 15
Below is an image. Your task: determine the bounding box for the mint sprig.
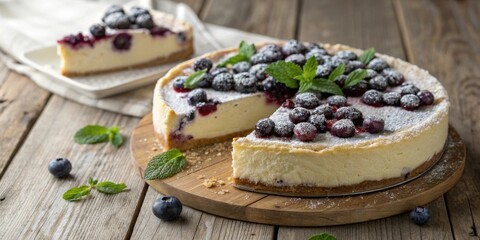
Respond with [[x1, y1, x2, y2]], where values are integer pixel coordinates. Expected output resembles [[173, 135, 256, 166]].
[[358, 47, 375, 64], [343, 69, 368, 89], [309, 233, 337, 240], [184, 69, 207, 89], [74, 125, 123, 148], [328, 64, 346, 81], [218, 41, 256, 67], [265, 60, 302, 88], [63, 177, 128, 202], [144, 148, 186, 180]]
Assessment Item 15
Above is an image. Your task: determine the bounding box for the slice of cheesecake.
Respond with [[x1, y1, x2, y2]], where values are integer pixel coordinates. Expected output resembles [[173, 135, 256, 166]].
[[57, 5, 193, 76]]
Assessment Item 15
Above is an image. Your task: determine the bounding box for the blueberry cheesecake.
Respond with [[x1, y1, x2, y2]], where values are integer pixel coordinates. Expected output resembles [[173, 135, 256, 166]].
[[57, 5, 193, 76], [152, 40, 449, 196]]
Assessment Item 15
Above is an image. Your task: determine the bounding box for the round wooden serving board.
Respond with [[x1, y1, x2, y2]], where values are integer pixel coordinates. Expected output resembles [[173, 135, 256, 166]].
[[130, 114, 465, 226]]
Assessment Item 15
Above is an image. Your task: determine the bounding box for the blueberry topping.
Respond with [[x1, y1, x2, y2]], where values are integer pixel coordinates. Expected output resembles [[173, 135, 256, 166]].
[[400, 83, 420, 95], [211, 67, 229, 77], [294, 122, 318, 142], [305, 50, 326, 64], [308, 113, 327, 132], [172, 76, 187, 91], [289, 107, 311, 124], [282, 40, 306, 56], [410, 206, 430, 225], [329, 56, 348, 69], [262, 77, 295, 99], [232, 61, 251, 73], [193, 58, 213, 72], [105, 5, 125, 16], [326, 95, 347, 107], [306, 42, 324, 51], [187, 89, 207, 106], [382, 68, 405, 86], [89, 24, 106, 38], [363, 116, 385, 133], [234, 73, 257, 93], [368, 75, 388, 91], [249, 64, 268, 81], [418, 90, 435, 105], [331, 119, 356, 138], [285, 54, 306, 66], [336, 50, 357, 60], [343, 80, 369, 97], [334, 75, 347, 87], [136, 14, 154, 29], [295, 93, 321, 109], [400, 94, 421, 110], [367, 58, 389, 72], [361, 89, 384, 106], [335, 106, 363, 125], [112, 33, 132, 50], [250, 52, 272, 65], [48, 158, 72, 178], [274, 121, 295, 137], [315, 65, 332, 78], [346, 60, 365, 73], [259, 44, 281, 53], [130, 6, 150, 18], [382, 91, 401, 106], [196, 73, 213, 88], [212, 73, 234, 91], [255, 118, 275, 137], [312, 104, 334, 119], [365, 69, 378, 80], [104, 12, 131, 29], [152, 196, 183, 221]]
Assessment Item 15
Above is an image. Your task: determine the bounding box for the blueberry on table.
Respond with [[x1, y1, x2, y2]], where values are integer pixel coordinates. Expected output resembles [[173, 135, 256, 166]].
[[193, 58, 213, 72], [410, 206, 430, 225], [152, 196, 183, 221], [89, 24, 106, 38], [48, 158, 72, 178]]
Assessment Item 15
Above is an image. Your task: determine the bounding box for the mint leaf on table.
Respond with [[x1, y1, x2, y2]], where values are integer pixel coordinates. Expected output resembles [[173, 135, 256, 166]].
[[144, 148, 186, 180], [74, 125, 123, 148], [96, 181, 128, 194], [183, 69, 207, 89], [63, 185, 91, 201], [88, 177, 98, 187], [328, 64, 346, 81], [265, 61, 303, 88], [343, 69, 368, 89], [218, 41, 256, 67], [358, 47, 375, 64], [309, 233, 337, 240]]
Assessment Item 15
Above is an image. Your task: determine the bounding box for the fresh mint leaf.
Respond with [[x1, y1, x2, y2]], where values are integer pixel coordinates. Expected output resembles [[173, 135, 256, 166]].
[[265, 61, 302, 89], [302, 57, 318, 82], [144, 148, 186, 180], [299, 81, 313, 93], [239, 41, 256, 58], [217, 54, 249, 67], [111, 133, 123, 148], [88, 177, 98, 187], [63, 185, 91, 201], [358, 47, 375, 64], [308, 79, 344, 95], [309, 233, 337, 240], [343, 69, 368, 89], [217, 41, 255, 67], [96, 181, 128, 194], [328, 64, 346, 81], [74, 125, 109, 144], [184, 69, 207, 89]]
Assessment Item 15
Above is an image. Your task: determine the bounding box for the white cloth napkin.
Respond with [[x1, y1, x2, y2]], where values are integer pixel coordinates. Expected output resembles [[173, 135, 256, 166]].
[[0, 0, 277, 117]]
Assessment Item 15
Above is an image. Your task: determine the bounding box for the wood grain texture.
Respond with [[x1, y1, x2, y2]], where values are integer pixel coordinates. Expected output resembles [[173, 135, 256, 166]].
[[0, 71, 50, 178], [0, 96, 144, 240], [395, 0, 480, 239]]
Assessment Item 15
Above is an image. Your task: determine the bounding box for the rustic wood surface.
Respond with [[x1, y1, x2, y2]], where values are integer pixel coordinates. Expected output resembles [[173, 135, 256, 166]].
[[0, 0, 479, 239]]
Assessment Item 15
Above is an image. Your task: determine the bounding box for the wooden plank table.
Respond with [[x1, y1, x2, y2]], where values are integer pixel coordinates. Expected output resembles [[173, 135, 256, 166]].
[[0, 0, 479, 239]]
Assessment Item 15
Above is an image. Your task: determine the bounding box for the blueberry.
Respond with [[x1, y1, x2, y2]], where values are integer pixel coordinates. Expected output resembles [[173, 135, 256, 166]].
[[172, 76, 187, 91], [289, 107, 310, 124], [250, 52, 271, 65], [305, 50, 326, 64], [326, 95, 347, 107], [104, 12, 130, 29], [295, 93, 320, 109], [136, 14, 154, 29], [112, 33, 132, 50], [368, 75, 388, 91], [306, 42, 324, 51], [211, 68, 229, 77], [343, 80, 369, 97], [367, 58, 389, 72], [48, 158, 72, 178], [255, 118, 275, 137], [89, 24, 106, 38], [334, 75, 347, 87], [365, 69, 378, 80], [308, 114, 327, 132], [105, 5, 125, 16], [382, 68, 404, 86], [382, 91, 401, 106], [294, 122, 317, 142], [282, 40, 306, 56], [418, 90, 435, 105], [152, 196, 183, 221], [336, 50, 357, 60], [187, 89, 207, 106], [234, 73, 257, 93], [130, 6, 150, 18], [329, 56, 348, 68], [259, 44, 281, 53], [193, 58, 213, 72], [196, 73, 213, 88], [400, 94, 421, 110], [312, 104, 334, 119], [400, 83, 420, 95], [363, 116, 385, 133], [212, 73, 234, 91], [410, 206, 430, 225], [362, 89, 384, 106], [315, 65, 332, 78], [285, 54, 306, 66], [346, 61, 365, 73], [274, 121, 295, 137], [335, 107, 363, 125], [249, 64, 268, 81], [262, 77, 297, 100], [232, 61, 251, 73], [331, 119, 355, 138]]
